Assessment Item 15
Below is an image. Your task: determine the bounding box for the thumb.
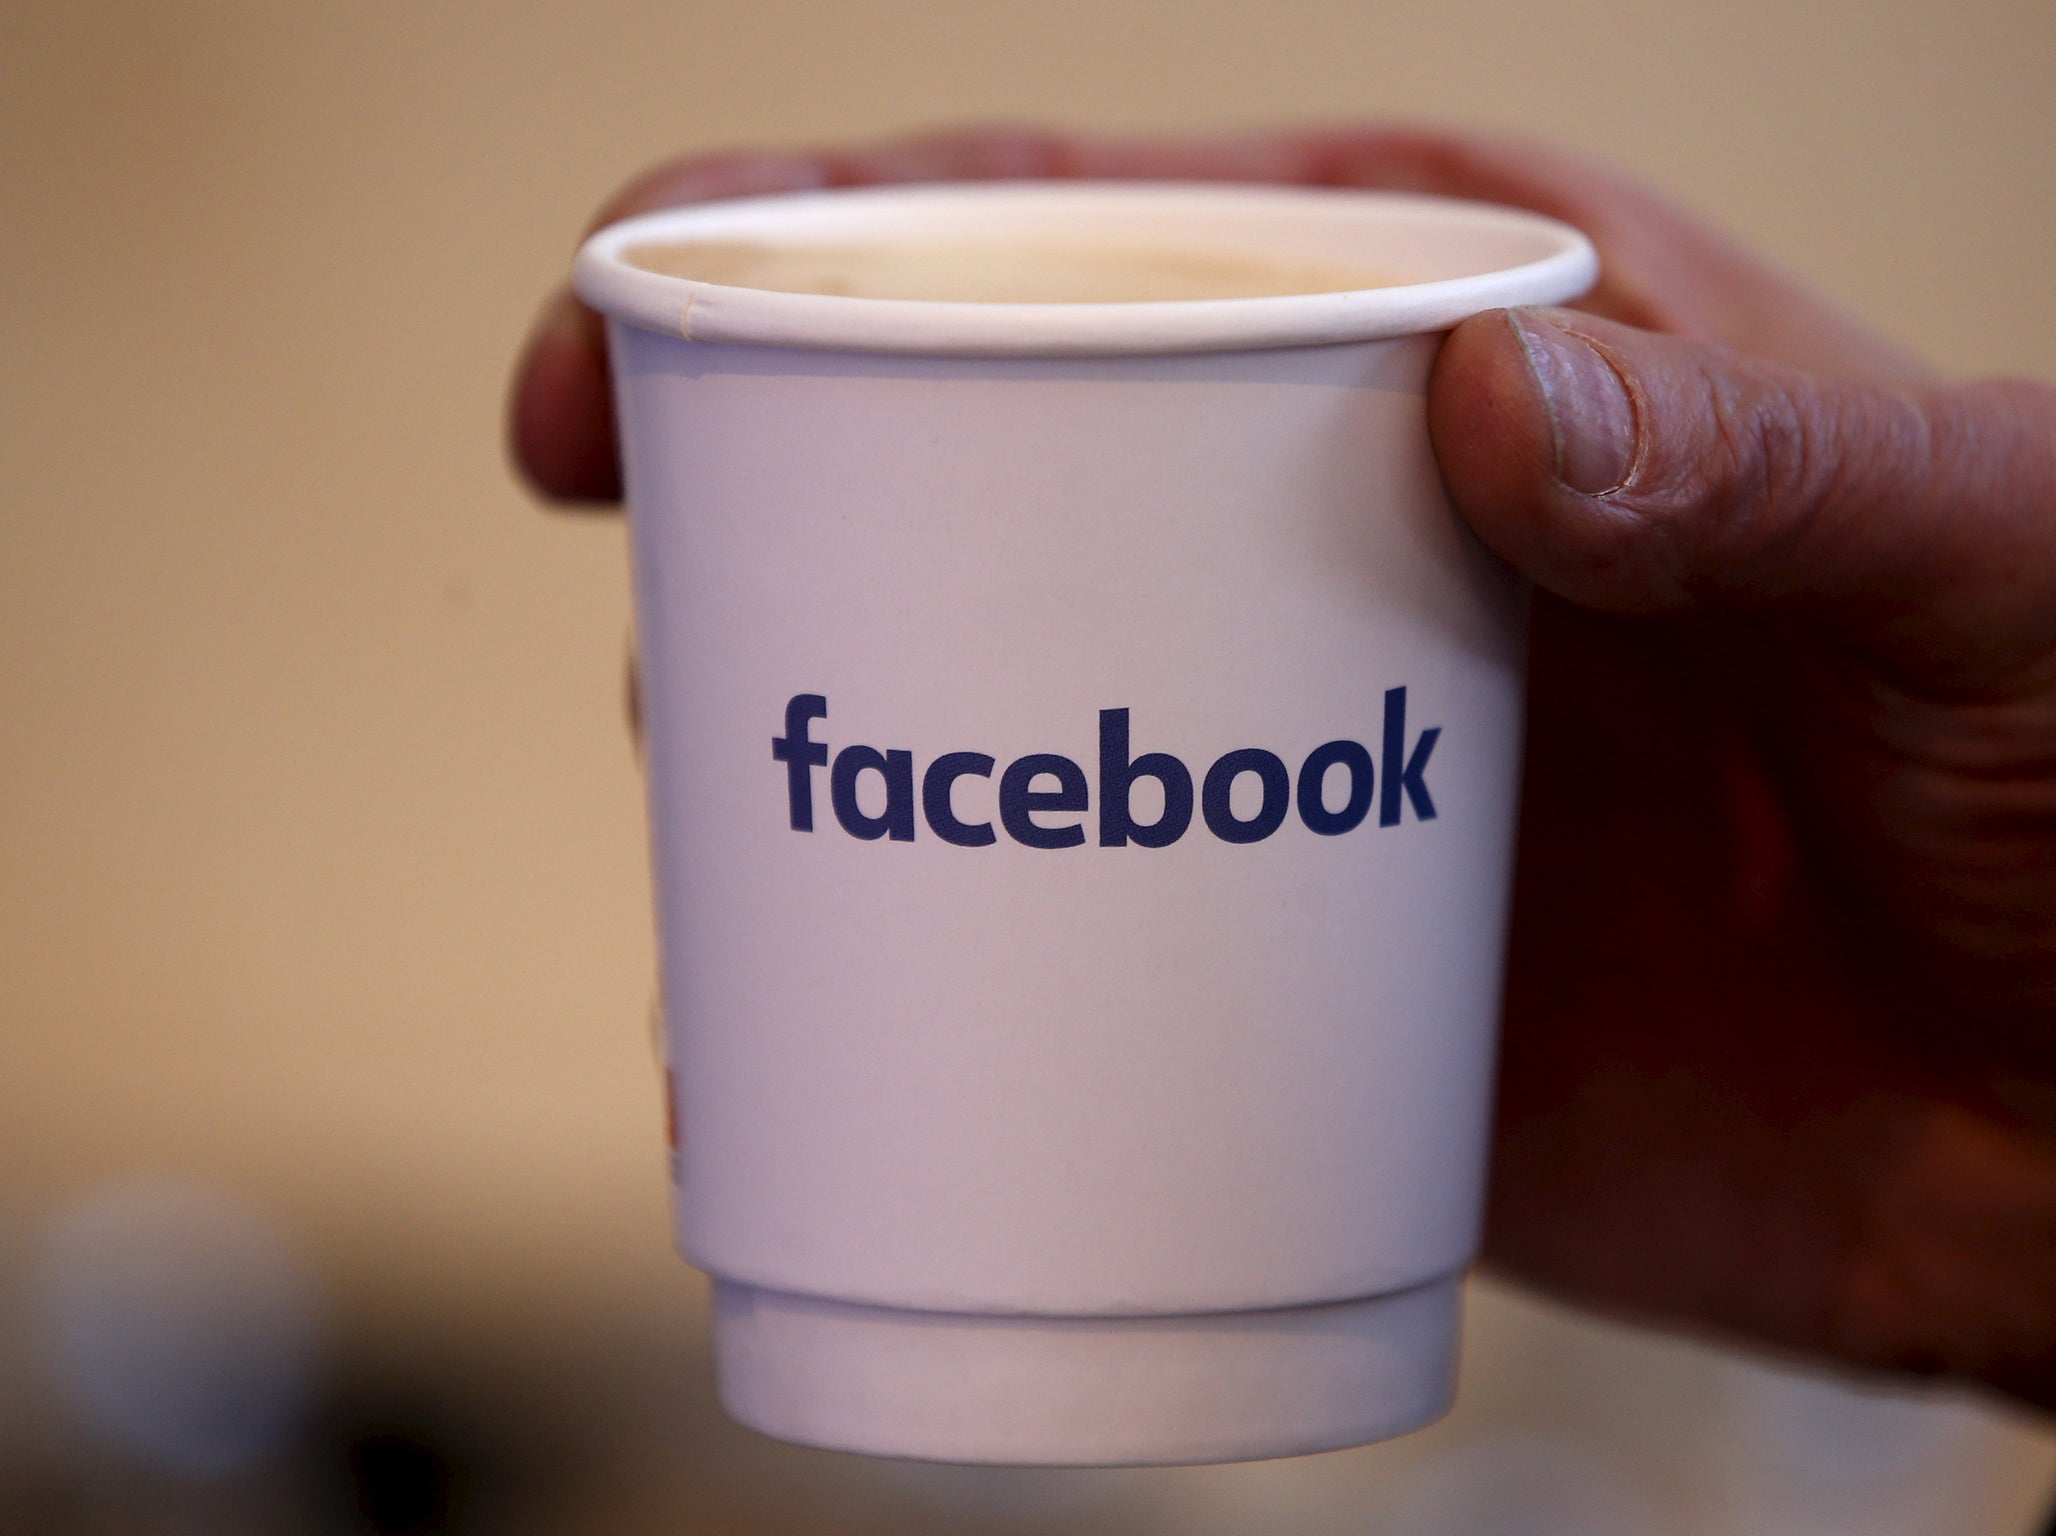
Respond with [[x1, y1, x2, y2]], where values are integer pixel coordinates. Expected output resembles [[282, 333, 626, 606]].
[[1428, 308, 2056, 694]]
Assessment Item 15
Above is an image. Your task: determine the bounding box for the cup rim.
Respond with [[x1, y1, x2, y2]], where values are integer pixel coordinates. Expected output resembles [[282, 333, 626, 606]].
[[574, 180, 1598, 358]]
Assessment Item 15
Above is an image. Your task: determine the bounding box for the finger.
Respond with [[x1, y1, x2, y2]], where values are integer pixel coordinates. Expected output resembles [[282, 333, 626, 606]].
[[1291, 125, 1929, 384], [823, 124, 1072, 185], [510, 151, 854, 504], [831, 123, 1314, 190], [509, 288, 620, 504], [1297, 126, 1726, 334], [1071, 122, 1904, 375], [511, 131, 1101, 505], [1428, 306, 2056, 694], [591, 149, 842, 229], [1057, 130, 1325, 183]]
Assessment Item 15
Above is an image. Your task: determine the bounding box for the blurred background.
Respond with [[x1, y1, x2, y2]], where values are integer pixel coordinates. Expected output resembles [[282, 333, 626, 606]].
[[4, 1, 2054, 1532]]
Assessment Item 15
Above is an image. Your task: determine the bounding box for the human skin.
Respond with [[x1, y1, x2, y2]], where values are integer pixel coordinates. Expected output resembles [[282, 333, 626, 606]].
[[509, 126, 2056, 1412]]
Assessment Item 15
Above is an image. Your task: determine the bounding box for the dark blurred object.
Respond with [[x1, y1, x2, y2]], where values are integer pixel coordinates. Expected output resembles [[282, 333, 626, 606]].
[[348, 1429, 456, 1536], [308, 1384, 506, 1536]]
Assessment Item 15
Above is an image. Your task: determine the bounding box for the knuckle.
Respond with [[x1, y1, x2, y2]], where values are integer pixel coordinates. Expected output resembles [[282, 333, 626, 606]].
[[1632, 351, 1933, 603], [594, 149, 829, 229], [1707, 362, 1823, 525]]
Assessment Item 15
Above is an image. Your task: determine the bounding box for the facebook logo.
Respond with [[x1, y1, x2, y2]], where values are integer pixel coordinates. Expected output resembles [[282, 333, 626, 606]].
[[771, 692, 1441, 848]]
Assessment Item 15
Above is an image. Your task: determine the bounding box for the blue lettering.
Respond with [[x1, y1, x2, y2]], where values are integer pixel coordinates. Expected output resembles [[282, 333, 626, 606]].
[[923, 752, 997, 847], [775, 693, 1439, 846], [831, 744, 916, 841], [1098, 708, 1192, 849], [1202, 748, 1290, 844], [1379, 686, 1440, 826], [999, 754, 1088, 849], [1297, 740, 1375, 836], [770, 693, 829, 831]]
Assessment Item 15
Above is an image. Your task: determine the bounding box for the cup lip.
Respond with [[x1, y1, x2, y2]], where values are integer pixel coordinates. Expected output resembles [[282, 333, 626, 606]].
[[573, 181, 1598, 358]]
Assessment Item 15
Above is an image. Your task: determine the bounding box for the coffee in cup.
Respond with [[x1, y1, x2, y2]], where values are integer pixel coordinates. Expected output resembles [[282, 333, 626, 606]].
[[624, 237, 1403, 302]]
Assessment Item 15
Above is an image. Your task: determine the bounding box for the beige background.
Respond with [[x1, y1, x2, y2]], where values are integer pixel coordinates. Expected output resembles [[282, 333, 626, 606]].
[[3, 2, 2053, 1532]]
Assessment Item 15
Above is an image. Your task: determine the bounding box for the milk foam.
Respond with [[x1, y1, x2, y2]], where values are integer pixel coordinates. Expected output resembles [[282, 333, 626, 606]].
[[624, 239, 1401, 303]]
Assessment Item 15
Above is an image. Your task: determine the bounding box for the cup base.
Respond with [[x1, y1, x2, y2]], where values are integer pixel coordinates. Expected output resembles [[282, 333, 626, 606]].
[[710, 1276, 1459, 1466]]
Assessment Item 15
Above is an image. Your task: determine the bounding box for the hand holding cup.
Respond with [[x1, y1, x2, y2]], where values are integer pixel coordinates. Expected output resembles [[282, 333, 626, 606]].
[[513, 125, 2056, 1418]]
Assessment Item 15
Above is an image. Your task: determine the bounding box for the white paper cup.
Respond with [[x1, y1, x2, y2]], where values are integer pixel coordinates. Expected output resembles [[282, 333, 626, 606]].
[[575, 182, 1596, 1466]]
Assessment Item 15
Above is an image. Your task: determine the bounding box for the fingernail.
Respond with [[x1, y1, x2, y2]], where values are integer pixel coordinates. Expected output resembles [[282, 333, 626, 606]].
[[1510, 310, 1638, 496]]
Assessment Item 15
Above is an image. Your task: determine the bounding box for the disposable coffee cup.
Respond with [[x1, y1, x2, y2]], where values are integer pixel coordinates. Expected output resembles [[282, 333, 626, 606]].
[[574, 182, 1596, 1466]]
